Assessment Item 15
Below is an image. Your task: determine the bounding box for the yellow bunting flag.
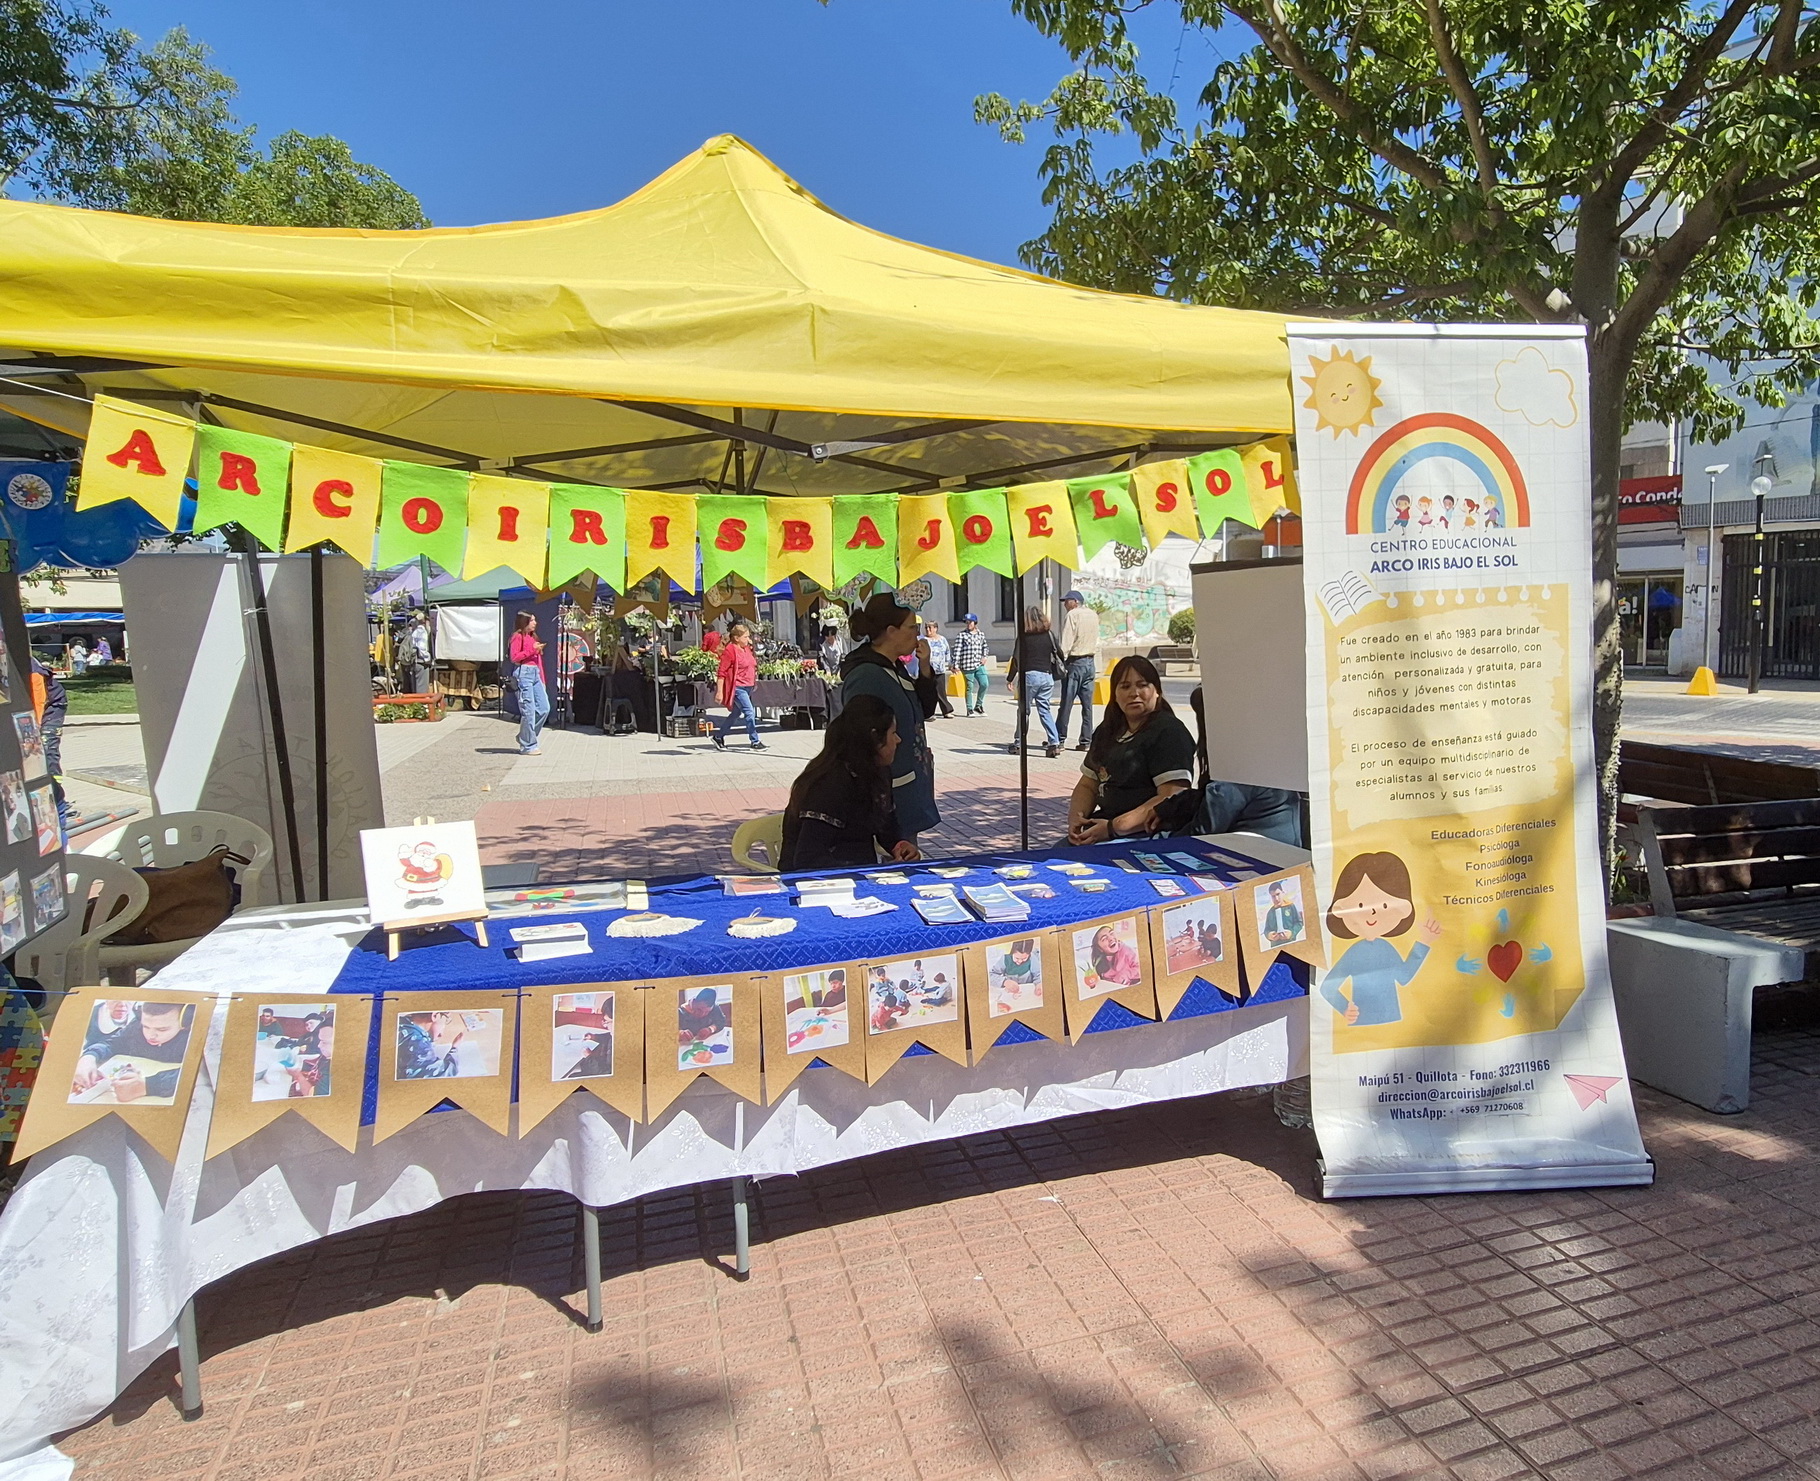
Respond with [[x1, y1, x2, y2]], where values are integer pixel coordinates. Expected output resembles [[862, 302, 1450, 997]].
[[766, 497, 833, 588], [897, 492, 959, 585], [625, 489, 697, 589], [463, 474, 551, 586], [285, 446, 383, 559], [1132, 459, 1198, 546], [1242, 437, 1300, 520], [547, 485, 626, 590], [1007, 480, 1079, 574], [77, 394, 196, 530]]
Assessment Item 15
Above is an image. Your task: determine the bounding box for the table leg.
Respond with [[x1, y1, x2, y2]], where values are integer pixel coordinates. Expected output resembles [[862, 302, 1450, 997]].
[[177, 1297, 202, 1420], [730, 1175, 750, 1280], [580, 1202, 603, 1333]]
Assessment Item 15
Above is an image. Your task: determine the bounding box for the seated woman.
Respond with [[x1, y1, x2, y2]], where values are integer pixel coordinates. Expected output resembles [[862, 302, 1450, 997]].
[[1066, 655, 1197, 845], [779, 694, 923, 871]]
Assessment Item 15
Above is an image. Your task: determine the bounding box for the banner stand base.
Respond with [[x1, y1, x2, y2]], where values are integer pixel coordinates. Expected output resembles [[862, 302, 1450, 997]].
[[1318, 1157, 1656, 1200]]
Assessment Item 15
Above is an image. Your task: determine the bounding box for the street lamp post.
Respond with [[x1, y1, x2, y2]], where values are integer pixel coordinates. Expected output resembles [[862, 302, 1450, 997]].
[[1702, 463, 1727, 674], [1747, 469, 1773, 694]]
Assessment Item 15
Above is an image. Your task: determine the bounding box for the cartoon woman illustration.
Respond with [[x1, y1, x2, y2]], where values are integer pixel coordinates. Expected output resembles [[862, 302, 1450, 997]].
[[1480, 493, 1503, 528], [1415, 496, 1434, 528], [1320, 852, 1443, 1027], [1390, 494, 1412, 531]]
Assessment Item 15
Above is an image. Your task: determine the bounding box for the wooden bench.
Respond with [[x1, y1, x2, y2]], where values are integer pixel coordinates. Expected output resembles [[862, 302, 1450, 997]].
[[1619, 739, 1820, 809]]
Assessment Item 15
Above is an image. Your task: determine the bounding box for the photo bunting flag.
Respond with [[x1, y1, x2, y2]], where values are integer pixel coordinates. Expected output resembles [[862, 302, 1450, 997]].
[[1008, 480, 1079, 574], [372, 989, 518, 1143], [285, 445, 382, 558], [698, 494, 772, 590], [76, 394, 196, 532], [624, 488, 696, 589], [206, 991, 375, 1157], [518, 982, 646, 1128], [192, 425, 292, 552], [547, 484, 626, 589], [765, 495, 834, 589], [1233, 865, 1327, 982], [832, 493, 898, 586], [860, 950, 970, 1083], [376, 461, 469, 572], [1185, 448, 1252, 534], [759, 962, 868, 1101], [1132, 459, 1198, 546], [644, 973, 763, 1118], [896, 492, 959, 585], [1147, 885, 1244, 1016], [962, 928, 1065, 1060], [13, 987, 213, 1162], [948, 487, 1014, 578], [1067, 472, 1144, 559], [1060, 910, 1159, 1042], [463, 473, 550, 586]]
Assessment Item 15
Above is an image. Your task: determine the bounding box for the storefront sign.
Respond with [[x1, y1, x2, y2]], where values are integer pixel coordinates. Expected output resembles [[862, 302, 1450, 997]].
[[1290, 326, 1651, 1197], [1618, 474, 1681, 525]]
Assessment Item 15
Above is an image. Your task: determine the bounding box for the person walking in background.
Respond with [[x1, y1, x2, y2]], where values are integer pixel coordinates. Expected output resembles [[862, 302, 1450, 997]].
[[952, 613, 990, 716], [404, 613, 432, 694], [818, 625, 844, 676], [922, 621, 954, 718], [508, 612, 549, 756], [710, 621, 765, 752], [839, 592, 939, 847], [1006, 606, 1063, 759], [1057, 589, 1101, 752]]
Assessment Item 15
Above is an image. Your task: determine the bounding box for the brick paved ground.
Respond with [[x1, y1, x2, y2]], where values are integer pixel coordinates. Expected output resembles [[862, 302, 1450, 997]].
[[57, 1017, 1820, 1481]]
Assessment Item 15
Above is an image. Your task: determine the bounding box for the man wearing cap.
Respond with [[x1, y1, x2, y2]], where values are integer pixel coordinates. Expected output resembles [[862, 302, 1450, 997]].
[[1057, 590, 1100, 750], [951, 613, 991, 717]]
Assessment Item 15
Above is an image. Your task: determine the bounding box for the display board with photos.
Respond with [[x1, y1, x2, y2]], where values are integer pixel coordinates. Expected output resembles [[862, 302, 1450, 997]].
[[0, 569, 66, 956]]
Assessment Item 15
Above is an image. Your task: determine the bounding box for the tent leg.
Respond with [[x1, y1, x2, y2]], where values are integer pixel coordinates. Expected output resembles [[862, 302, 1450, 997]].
[[580, 1202, 602, 1333], [730, 1175, 751, 1280], [1016, 569, 1029, 850], [310, 546, 330, 900], [177, 1297, 202, 1420], [232, 531, 307, 902]]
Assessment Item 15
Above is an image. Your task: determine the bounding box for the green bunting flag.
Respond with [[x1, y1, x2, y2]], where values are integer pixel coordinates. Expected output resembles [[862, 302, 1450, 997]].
[[548, 485, 626, 590], [947, 488, 1013, 578], [192, 425, 293, 551], [376, 461, 470, 572], [1185, 449, 1253, 532], [1067, 472, 1143, 560], [698, 494, 771, 589], [832, 493, 899, 586]]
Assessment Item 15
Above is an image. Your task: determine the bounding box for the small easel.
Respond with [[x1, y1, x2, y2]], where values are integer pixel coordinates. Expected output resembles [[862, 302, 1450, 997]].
[[382, 816, 491, 961]]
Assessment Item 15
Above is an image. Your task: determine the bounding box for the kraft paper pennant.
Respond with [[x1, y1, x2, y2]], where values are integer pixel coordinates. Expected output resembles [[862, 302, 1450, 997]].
[[206, 991, 374, 1157], [547, 485, 626, 590], [759, 962, 867, 1101], [702, 576, 758, 621], [372, 990, 519, 1143], [625, 489, 697, 589], [463, 473, 550, 585], [1147, 886, 1244, 1017], [1059, 910, 1159, 1043], [1234, 865, 1327, 982], [1132, 459, 1198, 546], [518, 982, 646, 1129], [644, 973, 763, 1118], [1008, 480, 1079, 574], [612, 571, 670, 620], [77, 394, 196, 531], [947, 487, 1014, 578], [699, 494, 771, 590], [1067, 472, 1144, 560], [376, 461, 469, 573], [859, 949, 970, 1083], [13, 988, 213, 1163], [962, 929, 1065, 1061], [896, 493, 959, 586], [1185, 449, 1253, 533], [192, 425, 292, 551], [285, 445, 382, 559], [1241, 437, 1300, 520], [766, 496, 834, 588], [832, 494, 899, 586]]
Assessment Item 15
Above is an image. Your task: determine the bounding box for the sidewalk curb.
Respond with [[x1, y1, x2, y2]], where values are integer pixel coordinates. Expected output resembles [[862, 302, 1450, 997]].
[[64, 713, 141, 727]]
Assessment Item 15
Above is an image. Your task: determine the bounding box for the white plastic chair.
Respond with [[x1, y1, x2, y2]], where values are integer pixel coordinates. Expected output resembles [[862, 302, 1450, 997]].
[[14, 856, 150, 1011]]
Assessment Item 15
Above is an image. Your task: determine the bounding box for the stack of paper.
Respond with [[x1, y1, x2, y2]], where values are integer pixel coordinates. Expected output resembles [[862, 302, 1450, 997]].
[[795, 878, 857, 909], [962, 883, 1031, 923], [722, 875, 785, 897], [912, 894, 972, 925], [508, 922, 591, 961]]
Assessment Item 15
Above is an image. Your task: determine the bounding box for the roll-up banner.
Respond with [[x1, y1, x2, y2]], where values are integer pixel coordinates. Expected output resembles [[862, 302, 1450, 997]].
[[1288, 323, 1651, 1197]]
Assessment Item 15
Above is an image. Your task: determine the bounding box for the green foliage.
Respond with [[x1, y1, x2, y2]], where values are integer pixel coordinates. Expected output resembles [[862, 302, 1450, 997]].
[[60, 664, 135, 714], [1167, 607, 1195, 645], [373, 701, 432, 723], [668, 646, 718, 680]]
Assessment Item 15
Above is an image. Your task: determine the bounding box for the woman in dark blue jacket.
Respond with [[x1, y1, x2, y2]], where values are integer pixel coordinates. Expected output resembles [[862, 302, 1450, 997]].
[[838, 593, 939, 844]]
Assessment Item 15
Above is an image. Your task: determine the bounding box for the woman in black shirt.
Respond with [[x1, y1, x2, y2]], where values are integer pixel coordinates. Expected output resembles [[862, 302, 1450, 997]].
[[1005, 606, 1064, 758], [779, 695, 923, 871], [1067, 655, 1196, 844]]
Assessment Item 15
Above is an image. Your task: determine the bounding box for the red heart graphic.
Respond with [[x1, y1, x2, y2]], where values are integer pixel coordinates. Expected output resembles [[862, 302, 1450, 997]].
[[1487, 941, 1523, 982]]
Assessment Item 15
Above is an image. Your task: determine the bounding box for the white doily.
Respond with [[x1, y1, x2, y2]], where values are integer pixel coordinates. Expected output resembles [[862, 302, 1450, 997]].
[[727, 914, 797, 938], [606, 912, 702, 938]]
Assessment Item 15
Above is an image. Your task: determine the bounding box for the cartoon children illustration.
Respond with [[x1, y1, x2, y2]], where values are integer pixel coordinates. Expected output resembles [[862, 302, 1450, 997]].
[[1415, 496, 1434, 529], [1390, 494, 1412, 531], [1439, 494, 1455, 530], [397, 840, 455, 910], [1480, 493, 1503, 528], [1319, 852, 1443, 1027], [1461, 497, 1479, 528]]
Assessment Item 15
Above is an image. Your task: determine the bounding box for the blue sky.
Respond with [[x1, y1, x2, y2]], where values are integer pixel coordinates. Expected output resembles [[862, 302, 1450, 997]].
[[101, 0, 1224, 267]]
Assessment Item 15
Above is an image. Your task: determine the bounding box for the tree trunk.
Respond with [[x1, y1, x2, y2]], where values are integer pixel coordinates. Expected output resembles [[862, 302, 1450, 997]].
[[1586, 332, 1630, 895]]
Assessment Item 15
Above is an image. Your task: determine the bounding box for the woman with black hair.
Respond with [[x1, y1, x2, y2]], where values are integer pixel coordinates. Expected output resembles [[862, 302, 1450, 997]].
[[838, 592, 940, 844], [780, 694, 922, 870], [1066, 655, 1196, 845]]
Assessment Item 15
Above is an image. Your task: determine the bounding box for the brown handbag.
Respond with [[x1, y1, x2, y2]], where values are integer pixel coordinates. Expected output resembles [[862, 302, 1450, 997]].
[[104, 845, 250, 946]]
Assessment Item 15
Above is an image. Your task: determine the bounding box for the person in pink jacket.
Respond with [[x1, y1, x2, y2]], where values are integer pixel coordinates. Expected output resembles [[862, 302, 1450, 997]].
[[709, 622, 765, 751], [508, 612, 548, 755]]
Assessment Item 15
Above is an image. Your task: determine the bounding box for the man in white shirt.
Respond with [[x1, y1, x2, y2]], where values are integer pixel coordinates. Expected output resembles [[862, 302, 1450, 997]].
[[1057, 589, 1100, 751]]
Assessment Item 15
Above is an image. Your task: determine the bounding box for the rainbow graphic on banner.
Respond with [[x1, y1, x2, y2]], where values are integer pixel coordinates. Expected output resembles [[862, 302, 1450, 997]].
[[1346, 412, 1530, 535]]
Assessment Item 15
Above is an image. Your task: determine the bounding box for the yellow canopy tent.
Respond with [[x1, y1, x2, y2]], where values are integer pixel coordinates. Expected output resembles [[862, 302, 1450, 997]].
[[0, 134, 1297, 494]]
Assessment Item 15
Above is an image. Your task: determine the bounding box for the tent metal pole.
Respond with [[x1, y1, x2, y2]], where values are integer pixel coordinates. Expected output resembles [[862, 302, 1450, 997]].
[[177, 1297, 202, 1419], [310, 547, 330, 901], [1016, 568, 1029, 851]]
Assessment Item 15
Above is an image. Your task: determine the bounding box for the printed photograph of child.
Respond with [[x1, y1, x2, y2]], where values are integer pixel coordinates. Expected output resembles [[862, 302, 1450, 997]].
[[12, 713, 45, 781], [781, 969, 850, 1054], [69, 999, 195, 1105], [552, 993, 615, 1080], [866, 954, 960, 1034], [986, 938, 1043, 1018], [1163, 898, 1224, 974], [28, 785, 58, 856], [677, 985, 734, 1069], [1072, 918, 1144, 999], [394, 1008, 503, 1080], [251, 1002, 336, 1101], [1257, 876, 1308, 950], [0, 770, 29, 844]]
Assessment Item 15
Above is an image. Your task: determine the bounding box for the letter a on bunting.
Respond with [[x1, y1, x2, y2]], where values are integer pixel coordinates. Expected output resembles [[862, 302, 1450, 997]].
[[192, 425, 293, 551], [548, 486, 626, 590], [699, 495, 771, 590], [1067, 473, 1144, 559], [377, 462, 469, 572], [625, 490, 696, 589], [947, 488, 1013, 577], [832, 494, 898, 586], [766, 497, 833, 587], [1008, 480, 1078, 573], [78, 394, 196, 531], [897, 493, 958, 584], [286, 446, 382, 558], [464, 474, 551, 586]]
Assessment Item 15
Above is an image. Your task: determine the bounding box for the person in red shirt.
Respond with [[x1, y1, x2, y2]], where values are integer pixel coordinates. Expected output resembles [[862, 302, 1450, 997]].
[[709, 622, 765, 751], [701, 627, 724, 654], [508, 612, 549, 755]]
